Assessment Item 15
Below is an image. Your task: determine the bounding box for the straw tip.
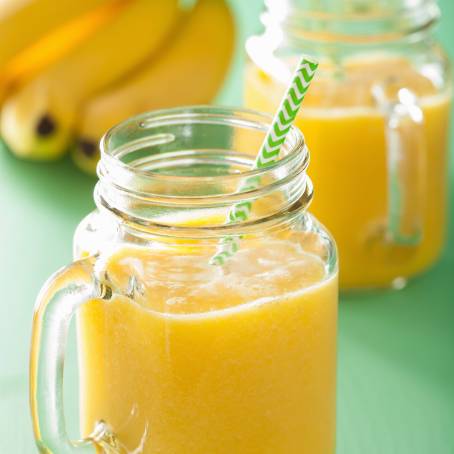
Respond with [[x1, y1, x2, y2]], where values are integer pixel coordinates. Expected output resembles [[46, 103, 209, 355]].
[[298, 56, 319, 69]]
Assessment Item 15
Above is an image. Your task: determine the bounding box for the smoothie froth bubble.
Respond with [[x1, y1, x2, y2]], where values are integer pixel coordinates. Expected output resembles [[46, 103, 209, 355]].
[[98, 239, 328, 315]]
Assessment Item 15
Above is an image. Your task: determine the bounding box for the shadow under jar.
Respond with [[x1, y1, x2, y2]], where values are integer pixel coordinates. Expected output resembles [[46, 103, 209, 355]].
[[245, 0, 452, 289], [30, 107, 338, 454]]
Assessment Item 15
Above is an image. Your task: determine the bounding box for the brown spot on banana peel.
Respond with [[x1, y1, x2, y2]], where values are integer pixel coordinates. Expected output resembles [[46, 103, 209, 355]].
[[36, 114, 57, 136], [77, 138, 98, 158]]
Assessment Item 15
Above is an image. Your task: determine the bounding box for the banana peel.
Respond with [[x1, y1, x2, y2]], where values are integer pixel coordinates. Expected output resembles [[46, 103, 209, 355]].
[[0, 0, 131, 103], [0, 0, 124, 71], [72, 139, 100, 174], [1, 0, 181, 160], [72, 0, 235, 174]]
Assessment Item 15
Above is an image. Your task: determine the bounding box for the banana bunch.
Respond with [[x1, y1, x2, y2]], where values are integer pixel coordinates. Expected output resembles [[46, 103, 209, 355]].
[[0, 0, 235, 171]]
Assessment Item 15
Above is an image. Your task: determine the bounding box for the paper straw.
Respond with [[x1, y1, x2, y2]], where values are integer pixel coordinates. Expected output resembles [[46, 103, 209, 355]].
[[210, 57, 318, 265]]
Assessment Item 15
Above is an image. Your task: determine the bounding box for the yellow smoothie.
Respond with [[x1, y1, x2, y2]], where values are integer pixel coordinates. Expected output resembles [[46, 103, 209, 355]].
[[245, 56, 451, 288], [77, 239, 338, 453]]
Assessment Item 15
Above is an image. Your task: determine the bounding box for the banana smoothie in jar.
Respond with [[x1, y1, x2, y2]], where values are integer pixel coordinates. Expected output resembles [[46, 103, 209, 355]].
[[30, 107, 338, 454], [245, 0, 452, 289]]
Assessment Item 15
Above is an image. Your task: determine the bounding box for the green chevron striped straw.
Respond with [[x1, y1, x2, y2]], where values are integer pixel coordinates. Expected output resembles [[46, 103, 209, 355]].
[[210, 57, 318, 266]]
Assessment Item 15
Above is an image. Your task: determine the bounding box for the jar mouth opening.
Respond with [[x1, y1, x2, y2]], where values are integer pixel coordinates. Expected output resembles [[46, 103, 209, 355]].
[[99, 106, 308, 184], [96, 106, 311, 233]]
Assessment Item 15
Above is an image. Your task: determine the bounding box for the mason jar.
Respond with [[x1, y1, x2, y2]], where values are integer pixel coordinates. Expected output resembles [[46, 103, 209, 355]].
[[245, 0, 452, 289], [30, 107, 338, 454]]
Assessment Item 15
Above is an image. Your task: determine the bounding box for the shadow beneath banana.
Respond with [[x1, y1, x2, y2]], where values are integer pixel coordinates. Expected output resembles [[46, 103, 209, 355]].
[[0, 139, 96, 219]]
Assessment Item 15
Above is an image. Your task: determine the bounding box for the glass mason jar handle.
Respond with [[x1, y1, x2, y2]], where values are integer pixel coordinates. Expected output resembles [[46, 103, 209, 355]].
[[30, 257, 115, 453], [372, 84, 426, 246]]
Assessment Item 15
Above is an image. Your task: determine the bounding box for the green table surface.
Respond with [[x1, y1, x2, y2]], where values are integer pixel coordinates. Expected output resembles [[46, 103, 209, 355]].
[[1, 1, 453, 452]]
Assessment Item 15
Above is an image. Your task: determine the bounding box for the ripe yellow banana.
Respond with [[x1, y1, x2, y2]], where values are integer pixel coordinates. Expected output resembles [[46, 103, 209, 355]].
[[0, 0, 121, 66], [0, 0, 131, 101], [1, 0, 180, 160], [72, 0, 235, 174], [0, 0, 126, 99]]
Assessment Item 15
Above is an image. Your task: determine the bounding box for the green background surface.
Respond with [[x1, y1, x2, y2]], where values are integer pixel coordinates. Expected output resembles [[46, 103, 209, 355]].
[[1, 0, 453, 452]]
